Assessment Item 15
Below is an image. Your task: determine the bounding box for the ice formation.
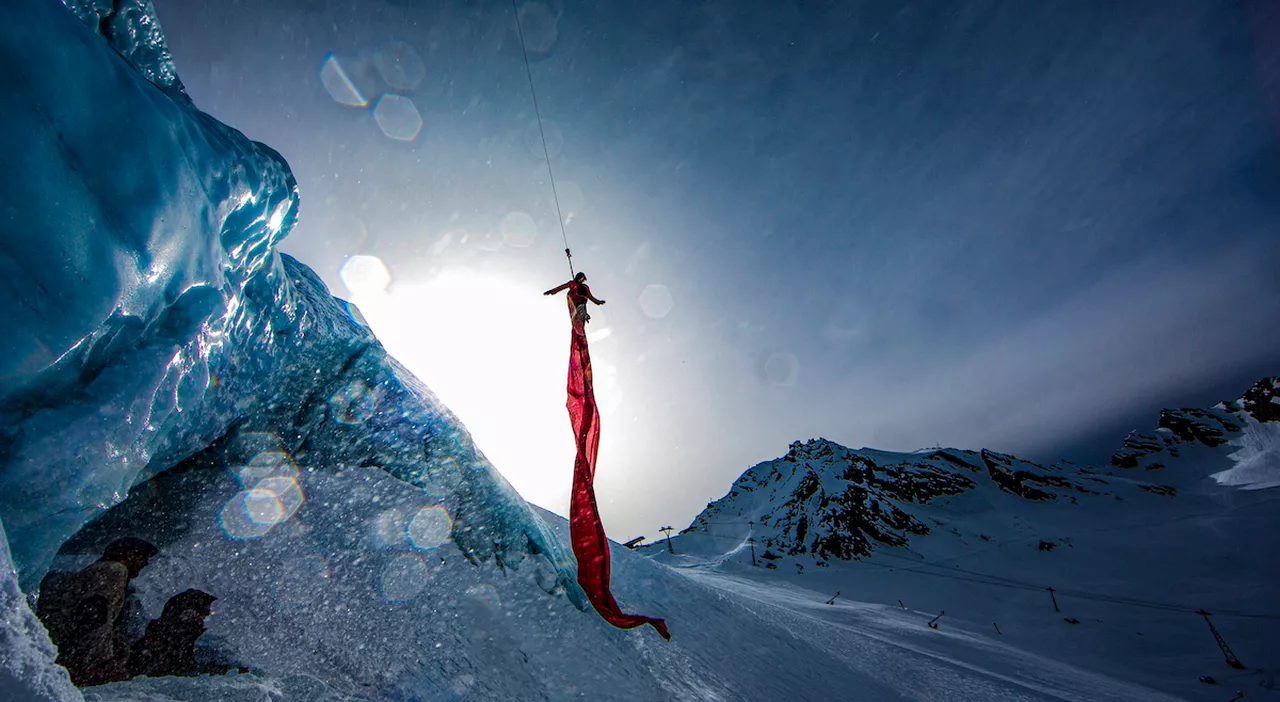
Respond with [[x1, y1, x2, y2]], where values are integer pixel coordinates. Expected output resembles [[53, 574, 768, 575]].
[[0, 0, 577, 601], [0, 519, 82, 702]]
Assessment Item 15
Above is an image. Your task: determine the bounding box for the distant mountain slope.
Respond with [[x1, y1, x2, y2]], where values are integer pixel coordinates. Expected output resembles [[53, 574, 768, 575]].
[[662, 377, 1277, 568], [1112, 377, 1280, 488], [642, 378, 1279, 701]]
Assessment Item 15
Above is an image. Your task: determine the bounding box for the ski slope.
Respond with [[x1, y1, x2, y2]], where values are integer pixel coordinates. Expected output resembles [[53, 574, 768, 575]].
[[645, 424, 1280, 701], [680, 569, 1187, 702]]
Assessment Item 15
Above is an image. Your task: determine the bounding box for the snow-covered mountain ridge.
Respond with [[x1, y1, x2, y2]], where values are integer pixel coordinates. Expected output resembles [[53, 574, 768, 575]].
[[1111, 376, 1279, 470], [663, 376, 1278, 567]]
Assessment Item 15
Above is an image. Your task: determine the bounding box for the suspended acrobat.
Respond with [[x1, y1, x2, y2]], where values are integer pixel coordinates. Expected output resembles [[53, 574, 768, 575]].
[[543, 271, 670, 640], [543, 271, 606, 334]]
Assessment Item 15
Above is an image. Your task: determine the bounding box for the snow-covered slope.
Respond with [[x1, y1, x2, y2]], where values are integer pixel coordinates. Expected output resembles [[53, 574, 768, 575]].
[[648, 378, 1280, 700]]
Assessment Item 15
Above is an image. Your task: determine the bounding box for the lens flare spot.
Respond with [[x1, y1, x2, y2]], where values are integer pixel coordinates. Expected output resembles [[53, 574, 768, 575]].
[[329, 381, 377, 425], [639, 284, 674, 318], [374, 94, 423, 141], [764, 352, 800, 387], [255, 476, 304, 521], [371, 509, 408, 548], [516, 2, 558, 53], [235, 450, 299, 487], [345, 301, 370, 328], [467, 228, 503, 252], [320, 54, 367, 106], [466, 583, 502, 610], [524, 120, 564, 159], [373, 40, 426, 91], [243, 488, 284, 526], [500, 211, 538, 248], [232, 432, 285, 457], [407, 506, 453, 550], [380, 554, 429, 602], [422, 458, 462, 496], [340, 255, 391, 297], [219, 492, 274, 540]]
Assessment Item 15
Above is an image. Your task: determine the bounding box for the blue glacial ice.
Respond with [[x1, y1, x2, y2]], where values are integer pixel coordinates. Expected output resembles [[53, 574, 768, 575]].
[[58, 0, 189, 102], [0, 0, 580, 607], [0, 517, 82, 702]]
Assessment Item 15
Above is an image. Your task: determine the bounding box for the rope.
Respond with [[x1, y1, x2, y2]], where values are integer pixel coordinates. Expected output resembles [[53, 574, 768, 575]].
[[511, 0, 574, 277]]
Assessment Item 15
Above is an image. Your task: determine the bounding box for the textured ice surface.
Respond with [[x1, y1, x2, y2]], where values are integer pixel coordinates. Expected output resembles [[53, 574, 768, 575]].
[[0, 0, 578, 605], [58, 465, 613, 699], [59, 0, 188, 101], [0, 518, 82, 702], [81, 672, 358, 702], [1, 0, 294, 583]]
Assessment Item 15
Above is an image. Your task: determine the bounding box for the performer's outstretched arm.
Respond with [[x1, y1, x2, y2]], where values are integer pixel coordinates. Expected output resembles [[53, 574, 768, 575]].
[[544, 281, 572, 296]]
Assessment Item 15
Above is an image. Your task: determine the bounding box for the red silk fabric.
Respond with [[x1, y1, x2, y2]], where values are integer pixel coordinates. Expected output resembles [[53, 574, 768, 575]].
[[566, 322, 671, 640]]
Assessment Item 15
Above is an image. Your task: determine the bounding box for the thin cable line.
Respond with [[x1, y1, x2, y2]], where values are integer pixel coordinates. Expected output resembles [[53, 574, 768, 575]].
[[511, 0, 573, 277]]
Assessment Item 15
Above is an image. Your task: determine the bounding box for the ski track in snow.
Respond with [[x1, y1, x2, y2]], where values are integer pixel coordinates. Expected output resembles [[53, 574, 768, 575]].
[[680, 569, 1188, 702]]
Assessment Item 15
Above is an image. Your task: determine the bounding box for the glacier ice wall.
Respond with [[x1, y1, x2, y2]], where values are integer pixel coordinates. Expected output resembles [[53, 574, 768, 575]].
[[59, 0, 189, 102], [0, 0, 578, 605], [0, 517, 82, 702]]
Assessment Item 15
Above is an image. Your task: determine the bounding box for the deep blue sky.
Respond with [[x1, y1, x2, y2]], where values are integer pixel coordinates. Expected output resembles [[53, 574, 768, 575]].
[[155, 0, 1280, 538]]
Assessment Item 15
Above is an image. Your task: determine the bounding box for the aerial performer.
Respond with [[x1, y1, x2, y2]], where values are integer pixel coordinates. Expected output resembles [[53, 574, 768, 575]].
[[544, 272, 671, 640], [543, 271, 605, 333]]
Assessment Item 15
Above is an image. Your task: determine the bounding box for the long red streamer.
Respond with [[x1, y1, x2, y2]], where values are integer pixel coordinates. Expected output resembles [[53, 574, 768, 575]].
[[566, 320, 671, 640]]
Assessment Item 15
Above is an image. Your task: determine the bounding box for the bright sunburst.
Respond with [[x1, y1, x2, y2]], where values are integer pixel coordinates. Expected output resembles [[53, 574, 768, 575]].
[[341, 262, 618, 512]]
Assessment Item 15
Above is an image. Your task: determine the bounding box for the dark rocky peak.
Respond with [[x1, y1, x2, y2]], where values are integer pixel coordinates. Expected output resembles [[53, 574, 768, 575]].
[[1110, 377, 1275, 469], [926, 449, 983, 472], [1157, 408, 1242, 447], [1241, 377, 1280, 423], [782, 437, 849, 464], [758, 460, 929, 563], [1110, 431, 1172, 469], [979, 449, 1075, 501], [689, 440, 1108, 565]]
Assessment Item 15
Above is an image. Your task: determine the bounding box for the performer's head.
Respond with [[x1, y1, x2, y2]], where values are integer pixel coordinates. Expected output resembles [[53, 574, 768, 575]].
[[574, 272, 587, 283]]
